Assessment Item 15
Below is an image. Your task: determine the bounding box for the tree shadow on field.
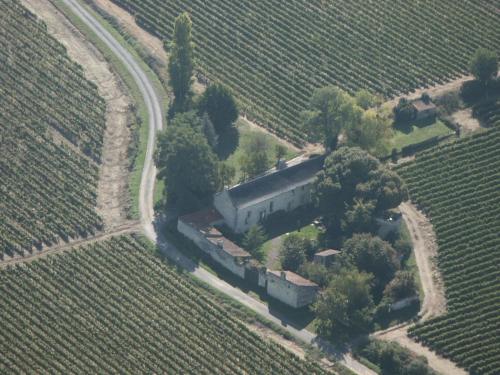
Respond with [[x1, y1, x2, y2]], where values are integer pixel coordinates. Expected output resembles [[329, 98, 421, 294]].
[[216, 126, 239, 160]]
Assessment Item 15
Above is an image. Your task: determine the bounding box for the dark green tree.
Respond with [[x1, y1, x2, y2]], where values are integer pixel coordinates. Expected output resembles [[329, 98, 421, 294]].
[[280, 233, 307, 272], [342, 234, 400, 299], [197, 83, 239, 133], [470, 48, 498, 86], [313, 147, 407, 233], [274, 144, 287, 162], [298, 262, 330, 288], [242, 225, 267, 261], [155, 113, 219, 212], [168, 12, 194, 111], [314, 269, 374, 340], [301, 86, 363, 149], [219, 161, 236, 188], [201, 112, 218, 149], [239, 133, 271, 180]]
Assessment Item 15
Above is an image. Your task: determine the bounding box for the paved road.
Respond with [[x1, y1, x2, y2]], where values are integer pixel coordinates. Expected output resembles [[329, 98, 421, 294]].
[[63, 2, 374, 373]]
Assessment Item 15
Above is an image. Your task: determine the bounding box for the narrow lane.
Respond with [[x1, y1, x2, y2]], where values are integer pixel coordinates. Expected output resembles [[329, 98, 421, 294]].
[[62, 2, 375, 373]]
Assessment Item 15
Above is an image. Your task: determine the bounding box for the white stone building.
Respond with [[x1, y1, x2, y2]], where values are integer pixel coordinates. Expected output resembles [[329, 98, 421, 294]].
[[177, 208, 251, 278], [214, 155, 324, 233], [266, 270, 319, 308]]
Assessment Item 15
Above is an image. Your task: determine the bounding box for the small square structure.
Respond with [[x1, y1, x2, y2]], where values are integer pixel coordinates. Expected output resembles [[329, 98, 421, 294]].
[[266, 270, 319, 308], [313, 249, 340, 266], [412, 99, 437, 121]]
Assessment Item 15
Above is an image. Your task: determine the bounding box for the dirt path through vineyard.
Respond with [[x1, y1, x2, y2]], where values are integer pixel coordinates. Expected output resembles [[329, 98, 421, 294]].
[[373, 203, 467, 375], [22, 0, 134, 230]]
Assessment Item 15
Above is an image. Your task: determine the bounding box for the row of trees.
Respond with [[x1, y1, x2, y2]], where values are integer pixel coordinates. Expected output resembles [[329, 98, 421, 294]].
[[157, 13, 240, 212], [301, 86, 390, 155]]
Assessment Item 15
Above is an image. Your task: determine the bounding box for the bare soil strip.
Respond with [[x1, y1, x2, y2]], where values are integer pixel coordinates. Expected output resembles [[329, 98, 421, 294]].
[[22, 0, 133, 230], [373, 203, 467, 375]]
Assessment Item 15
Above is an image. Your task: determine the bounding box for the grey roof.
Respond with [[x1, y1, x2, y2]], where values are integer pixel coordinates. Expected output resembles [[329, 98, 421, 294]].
[[227, 155, 325, 208]]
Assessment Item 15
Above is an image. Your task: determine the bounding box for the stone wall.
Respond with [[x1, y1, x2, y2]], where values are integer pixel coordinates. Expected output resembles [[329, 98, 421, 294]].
[[177, 220, 247, 278]]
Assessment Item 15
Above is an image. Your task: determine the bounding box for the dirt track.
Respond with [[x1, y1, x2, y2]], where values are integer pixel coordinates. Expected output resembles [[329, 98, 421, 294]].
[[22, 0, 133, 230], [373, 202, 468, 375]]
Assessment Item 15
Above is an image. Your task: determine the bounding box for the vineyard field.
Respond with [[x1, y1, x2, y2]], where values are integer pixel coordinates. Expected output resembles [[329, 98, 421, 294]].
[[397, 121, 500, 375], [110, 0, 500, 144], [0, 0, 106, 258], [0, 235, 326, 374]]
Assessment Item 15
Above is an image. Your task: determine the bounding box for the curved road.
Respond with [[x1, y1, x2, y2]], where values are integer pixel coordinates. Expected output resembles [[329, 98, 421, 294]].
[[63, 1, 374, 373]]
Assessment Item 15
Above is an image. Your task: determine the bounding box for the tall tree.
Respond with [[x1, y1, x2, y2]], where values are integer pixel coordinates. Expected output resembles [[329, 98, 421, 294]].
[[239, 133, 271, 179], [242, 225, 267, 261], [342, 234, 400, 298], [470, 48, 498, 86], [313, 147, 407, 233], [301, 86, 363, 149], [168, 12, 194, 111], [345, 108, 392, 156], [155, 113, 219, 212], [314, 269, 374, 340], [197, 83, 239, 133], [280, 233, 307, 272]]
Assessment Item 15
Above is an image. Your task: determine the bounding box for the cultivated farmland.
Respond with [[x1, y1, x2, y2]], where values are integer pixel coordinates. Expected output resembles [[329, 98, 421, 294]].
[[0, 235, 326, 374], [110, 0, 500, 144], [0, 0, 106, 257], [397, 123, 500, 375]]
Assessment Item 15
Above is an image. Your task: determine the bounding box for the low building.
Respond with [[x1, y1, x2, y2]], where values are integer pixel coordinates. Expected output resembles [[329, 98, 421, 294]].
[[177, 208, 251, 278], [313, 249, 340, 266], [266, 270, 319, 308], [413, 99, 437, 121], [214, 155, 325, 233]]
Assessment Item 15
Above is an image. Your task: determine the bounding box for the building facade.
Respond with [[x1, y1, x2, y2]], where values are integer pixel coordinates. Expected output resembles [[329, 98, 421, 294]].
[[214, 155, 324, 233], [266, 270, 319, 308]]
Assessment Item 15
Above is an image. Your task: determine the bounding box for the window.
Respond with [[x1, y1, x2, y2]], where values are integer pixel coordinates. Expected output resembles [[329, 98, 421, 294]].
[[269, 201, 274, 212], [259, 210, 266, 221]]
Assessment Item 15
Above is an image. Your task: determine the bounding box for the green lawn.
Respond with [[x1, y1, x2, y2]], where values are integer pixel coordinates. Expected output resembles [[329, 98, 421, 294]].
[[221, 119, 299, 185], [262, 223, 323, 269], [389, 119, 453, 152]]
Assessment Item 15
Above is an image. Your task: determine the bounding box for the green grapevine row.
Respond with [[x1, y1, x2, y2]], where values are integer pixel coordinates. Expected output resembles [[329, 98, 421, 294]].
[[0, 0, 106, 257], [111, 0, 500, 145], [397, 118, 500, 375], [0, 235, 326, 374]]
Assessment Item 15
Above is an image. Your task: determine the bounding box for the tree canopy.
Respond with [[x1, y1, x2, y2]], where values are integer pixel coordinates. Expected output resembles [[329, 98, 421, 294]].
[[280, 233, 307, 272], [154, 113, 219, 212], [470, 48, 498, 85], [313, 147, 408, 234], [168, 12, 194, 110], [314, 269, 374, 340], [302, 86, 391, 154], [341, 234, 400, 298], [238, 132, 271, 180], [301, 86, 362, 149], [197, 83, 239, 134], [242, 225, 267, 261]]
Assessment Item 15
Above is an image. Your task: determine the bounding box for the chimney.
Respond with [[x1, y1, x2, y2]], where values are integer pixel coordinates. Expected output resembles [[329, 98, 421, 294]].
[[280, 271, 286, 280], [216, 240, 224, 249]]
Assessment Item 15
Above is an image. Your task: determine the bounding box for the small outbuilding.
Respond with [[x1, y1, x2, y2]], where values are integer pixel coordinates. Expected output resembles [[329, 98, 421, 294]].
[[313, 249, 341, 266], [412, 99, 437, 121], [266, 270, 319, 308]]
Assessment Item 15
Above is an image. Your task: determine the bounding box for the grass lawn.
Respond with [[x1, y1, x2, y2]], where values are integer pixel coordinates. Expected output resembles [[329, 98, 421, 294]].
[[262, 222, 323, 269], [389, 119, 453, 152], [220, 119, 299, 184]]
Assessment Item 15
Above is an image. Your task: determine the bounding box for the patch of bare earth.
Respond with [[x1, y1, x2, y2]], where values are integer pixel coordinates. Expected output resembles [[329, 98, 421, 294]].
[[451, 108, 481, 134], [22, 0, 134, 230], [373, 203, 466, 375], [90, 0, 321, 155], [385, 74, 473, 108]]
